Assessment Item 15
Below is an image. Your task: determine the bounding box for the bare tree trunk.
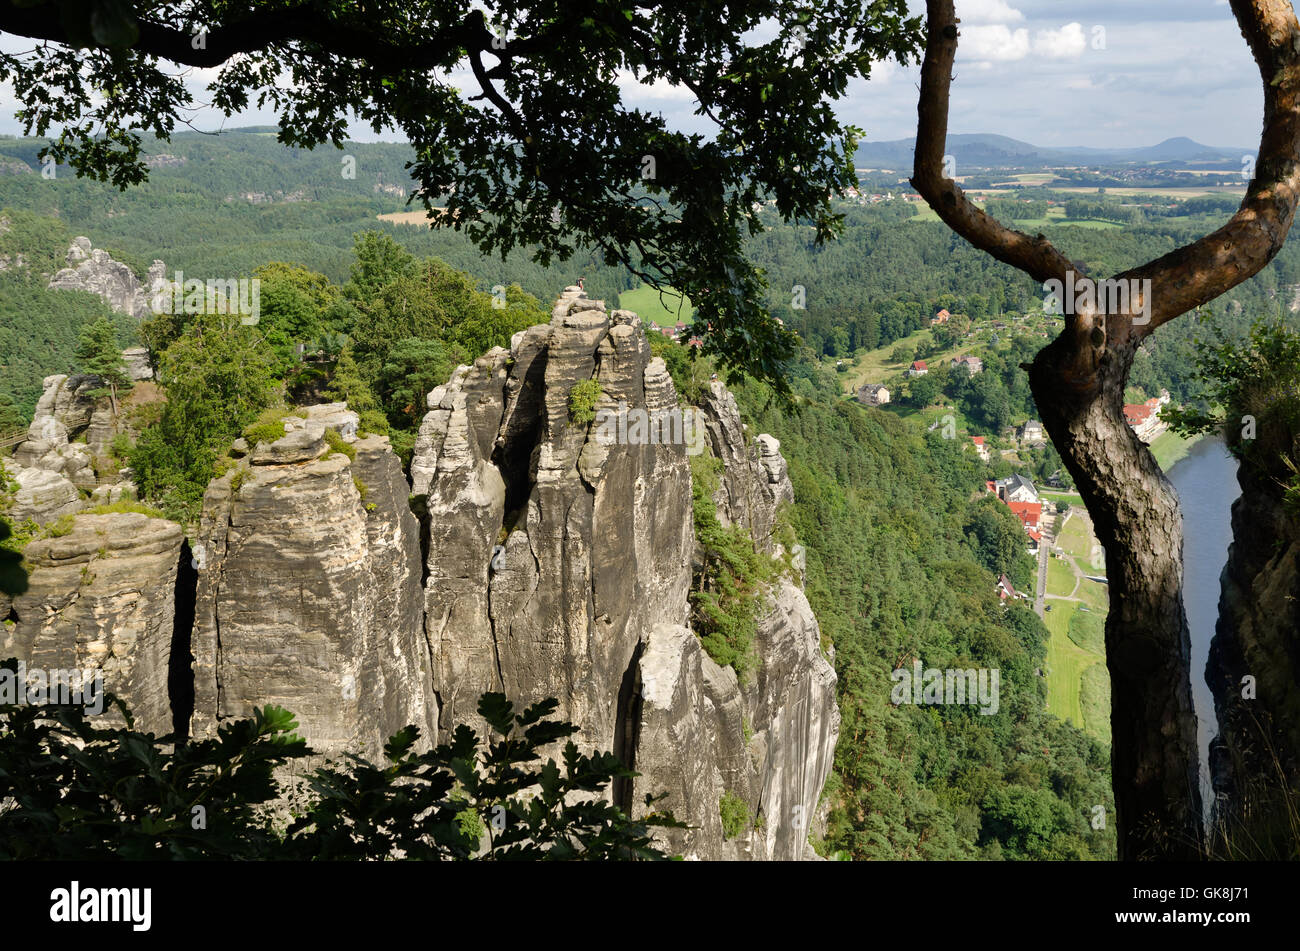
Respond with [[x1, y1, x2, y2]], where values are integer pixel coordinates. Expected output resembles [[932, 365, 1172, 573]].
[[1030, 339, 1202, 859]]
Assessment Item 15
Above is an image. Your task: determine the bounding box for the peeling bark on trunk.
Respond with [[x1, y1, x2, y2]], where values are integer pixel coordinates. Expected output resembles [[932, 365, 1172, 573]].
[[1030, 340, 1203, 860]]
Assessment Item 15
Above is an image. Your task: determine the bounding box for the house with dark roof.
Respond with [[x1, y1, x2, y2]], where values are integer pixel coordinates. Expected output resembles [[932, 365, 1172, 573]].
[[857, 382, 891, 406], [991, 473, 1039, 504]]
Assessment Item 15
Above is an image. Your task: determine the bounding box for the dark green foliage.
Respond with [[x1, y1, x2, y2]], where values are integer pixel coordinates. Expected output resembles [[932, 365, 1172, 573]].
[[964, 495, 1037, 592], [0, 393, 25, 435], [0, 2, 929, 393], [129, 313, 279, 523], [0, 673, 308, 860], [719, 791, 751, 840], [74, 314, 131, 412], [1167, 318, 1300, 499], [0, 209, 127, 417], [289, 693, 683, 860], [375, 337, 462, 431], [567, 379, 602, 427], [0, 665, 683, 861], [688, 453, 771, 680], [0, 519, 26, 596]]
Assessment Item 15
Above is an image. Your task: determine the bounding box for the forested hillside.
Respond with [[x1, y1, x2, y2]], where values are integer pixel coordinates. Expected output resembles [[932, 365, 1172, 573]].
[[0, 209, 132, 418], [727, 361, 1113, 859]]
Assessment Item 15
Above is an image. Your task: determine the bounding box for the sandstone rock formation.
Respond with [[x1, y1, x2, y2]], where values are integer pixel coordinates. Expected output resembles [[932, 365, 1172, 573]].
[[1, 512, 185, 736], [1, 459, 81, 525], [409, 287, 839, 859], [14, 374, 101, 484], [189, 406, 435, 755], [1208, 466, 1300, 821], [5, 287, 840, 861], [698, 382, 794, 551], [47, 237, 165, 319], [10, 372, 143, 505]]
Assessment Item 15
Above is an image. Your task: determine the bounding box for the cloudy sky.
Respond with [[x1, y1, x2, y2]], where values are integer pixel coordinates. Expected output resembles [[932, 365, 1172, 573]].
[[0, 0, 1266, 150]]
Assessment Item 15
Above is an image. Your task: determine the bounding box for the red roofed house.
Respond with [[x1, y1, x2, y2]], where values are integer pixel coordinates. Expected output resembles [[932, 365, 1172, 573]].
[[1007, 500, 1042, 534], [931, 308, 950, 325], [971, 435, 990, 462], [997, 573, 1018, 601], [1124, 390, 1171, 441], [907, 360, 929, 377]]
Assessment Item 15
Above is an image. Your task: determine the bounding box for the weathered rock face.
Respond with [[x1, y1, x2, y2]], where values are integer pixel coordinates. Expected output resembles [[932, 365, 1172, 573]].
[[1, 459, 82, 525], [14, 374, 100, 483], [12, 372, 144, 502], [698, 382, 794, 552], [412, 290, 694, 754], [190, 410, 434, 756], [1208, 468, 1300, 815], [2, 512, 184, 736], [410, 288, 839, 859], [47, 237, 165, 319]]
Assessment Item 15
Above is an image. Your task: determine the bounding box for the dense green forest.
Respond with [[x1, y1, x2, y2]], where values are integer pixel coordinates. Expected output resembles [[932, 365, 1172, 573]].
[[725, 362, 1113, 858], [0, 209, 134, 418]]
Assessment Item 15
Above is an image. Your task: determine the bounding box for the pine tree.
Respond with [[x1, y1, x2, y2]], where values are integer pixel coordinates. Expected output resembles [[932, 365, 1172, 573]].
[[74, 317, 130, 417]]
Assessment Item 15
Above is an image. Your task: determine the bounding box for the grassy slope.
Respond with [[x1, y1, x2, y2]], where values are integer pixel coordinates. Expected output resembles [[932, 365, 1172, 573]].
[[1150, 428, 1200, 470], [1044, 510, 1111, 742], [618, 284, 694, 327]]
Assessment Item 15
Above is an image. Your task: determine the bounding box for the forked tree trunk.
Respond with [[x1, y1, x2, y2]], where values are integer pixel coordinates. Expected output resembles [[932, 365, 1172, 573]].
[[1030, 339, 1203, 860], [911, 0, 1300, 860]]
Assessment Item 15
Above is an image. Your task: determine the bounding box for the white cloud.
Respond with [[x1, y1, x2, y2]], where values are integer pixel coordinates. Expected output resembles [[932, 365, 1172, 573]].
[[1032, 22, 1088, 59], [961, 24, 1031, 62], [956, 0, 1025, 25], [615, 71, 697, 102]]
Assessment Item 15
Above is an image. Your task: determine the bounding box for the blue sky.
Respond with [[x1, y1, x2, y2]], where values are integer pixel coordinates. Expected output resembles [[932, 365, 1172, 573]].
[[0, 1, 1266, 150]]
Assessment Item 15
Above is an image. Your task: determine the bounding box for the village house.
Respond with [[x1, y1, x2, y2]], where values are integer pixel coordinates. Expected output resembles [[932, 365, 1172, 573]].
[[857, 383, 891, 406], [907, 360, 929, 377], [1007, 499, 1042, 534], [951, 354, 983, 375], [1019, 419, 1047, 446], [997, 573, 1019, 601], [930, 308, 950, 326], [971, 435, 990, 462], [1122, 390, 1170, 442], [990, 473, 1039, 504]]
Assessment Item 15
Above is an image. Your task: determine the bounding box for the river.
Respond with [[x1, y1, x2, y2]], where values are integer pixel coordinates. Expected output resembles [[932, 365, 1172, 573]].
[[1166, 437, 1240, 815]]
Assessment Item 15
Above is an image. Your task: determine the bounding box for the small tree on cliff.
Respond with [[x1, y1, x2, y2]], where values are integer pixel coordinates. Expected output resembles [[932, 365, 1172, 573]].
[[74, 315, 130, 416], [908, 0, 1300, 859]]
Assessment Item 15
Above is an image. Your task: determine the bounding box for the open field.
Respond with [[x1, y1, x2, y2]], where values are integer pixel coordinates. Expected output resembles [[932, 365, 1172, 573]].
[[1045, 600, 1092, 730], [838, 328, 975, 394], [1047, 555, 1076, 597], [1079, 663, 1112, 743], [1051, 186, 1248, 198], [1043, 507, 1110, 741], [1068, 607, 1105, 655], [377, 210, 437, 225], [618, 284, 694, 327]]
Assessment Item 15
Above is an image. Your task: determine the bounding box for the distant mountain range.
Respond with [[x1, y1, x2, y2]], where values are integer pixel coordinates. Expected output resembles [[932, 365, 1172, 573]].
[[854, 133, 1251, 169]]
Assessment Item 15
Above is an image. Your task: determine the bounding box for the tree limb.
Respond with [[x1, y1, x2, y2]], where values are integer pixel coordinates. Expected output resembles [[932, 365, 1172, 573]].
[[1124, 0, 1300, 338], [909, 0, 1074, 289]]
